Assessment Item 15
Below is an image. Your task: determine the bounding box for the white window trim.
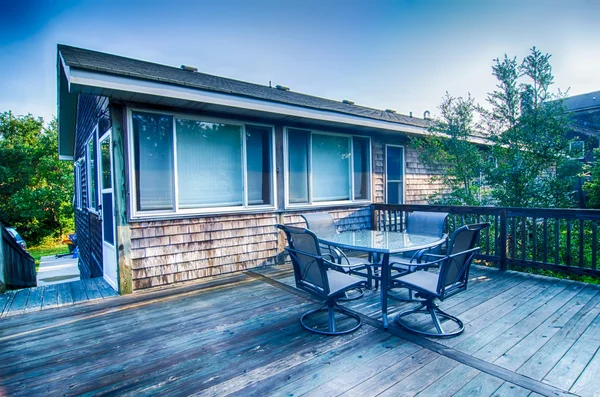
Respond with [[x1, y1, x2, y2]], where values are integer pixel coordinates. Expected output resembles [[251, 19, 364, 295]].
[[74, 157, 84, 210], [86, 126, 100, 215], [283, 127, 372, 209], [126, 107, 277, 220], [385, 144, 406, 205]]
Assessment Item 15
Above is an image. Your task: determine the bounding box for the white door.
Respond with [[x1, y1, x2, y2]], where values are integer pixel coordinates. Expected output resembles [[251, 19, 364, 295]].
[[99, 131, 118, 290]]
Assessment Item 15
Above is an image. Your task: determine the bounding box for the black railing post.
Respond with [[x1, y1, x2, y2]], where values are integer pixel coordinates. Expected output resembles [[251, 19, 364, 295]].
[[499, 209, 508, 271]]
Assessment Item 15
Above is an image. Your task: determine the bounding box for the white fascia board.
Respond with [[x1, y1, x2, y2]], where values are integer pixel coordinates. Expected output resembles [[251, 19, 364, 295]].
[[68, 68, 431, 136]]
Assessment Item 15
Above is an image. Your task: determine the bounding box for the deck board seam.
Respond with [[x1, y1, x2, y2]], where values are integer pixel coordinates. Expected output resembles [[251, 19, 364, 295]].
[[246, 269, 579, 397]]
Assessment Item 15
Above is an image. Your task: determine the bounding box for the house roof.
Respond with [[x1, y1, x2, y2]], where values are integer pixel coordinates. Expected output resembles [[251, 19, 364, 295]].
[[563, 90, 600, 112], [58, 44, 430, 129]]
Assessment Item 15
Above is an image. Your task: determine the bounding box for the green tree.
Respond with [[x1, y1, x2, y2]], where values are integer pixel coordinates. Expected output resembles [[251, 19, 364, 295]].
[[412, 93, 486, 205], [483, 47, 577, 208], [583, 148, 600, 208], [0, 112, 74, 244]]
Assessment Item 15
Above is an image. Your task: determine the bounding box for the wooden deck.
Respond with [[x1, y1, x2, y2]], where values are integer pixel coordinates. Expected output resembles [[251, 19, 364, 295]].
[[0, 278, 118, 317], [0, 265, 599, 396]]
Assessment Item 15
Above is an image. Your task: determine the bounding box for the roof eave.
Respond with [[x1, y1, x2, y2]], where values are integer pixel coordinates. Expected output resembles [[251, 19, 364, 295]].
[[67, 67, 432, 137], [57, 51, 77, 161]]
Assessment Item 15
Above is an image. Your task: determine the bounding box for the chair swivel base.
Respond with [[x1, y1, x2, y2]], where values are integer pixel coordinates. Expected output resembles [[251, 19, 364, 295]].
[[336, 288, 364, 302], [301, 302, 362, 336], [395, 302, 464, 338]]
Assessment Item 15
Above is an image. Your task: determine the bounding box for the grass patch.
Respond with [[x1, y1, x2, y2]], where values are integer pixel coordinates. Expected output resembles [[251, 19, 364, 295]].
[[28, 244, 71, 271]]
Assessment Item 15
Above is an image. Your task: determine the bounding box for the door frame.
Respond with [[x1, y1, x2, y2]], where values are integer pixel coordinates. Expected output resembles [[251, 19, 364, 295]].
[[98, 129, 118, 291], [385, 144, 405, 204]]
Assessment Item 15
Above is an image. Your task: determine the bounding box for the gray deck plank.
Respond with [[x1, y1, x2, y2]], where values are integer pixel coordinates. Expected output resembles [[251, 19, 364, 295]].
[[23, 286, 45, 312], [95, 278, 118, 298], [517, 296, 600, 381], [68, 280, 89, 303], [0, 266, 592, 397], [275, 337, 421, 397], [494, 285, 599, 371], [81, 278, 103, 300], [41, 284, 58, 310], [338, 348, 439, 396], [376, 356, 460, 397], [415, 364, 481, 397], [452, 372, 505, 397], [6, 289, 30, 315], [493, 382, 533, 397], [55, 282, 74, 306], [570, 346, 600, 397], [0, 283, 297, 376], [472, 281, 586, 362], [449, 280, 570, 355], [0, 291, 15, 316], [542, 309, 600, 391]]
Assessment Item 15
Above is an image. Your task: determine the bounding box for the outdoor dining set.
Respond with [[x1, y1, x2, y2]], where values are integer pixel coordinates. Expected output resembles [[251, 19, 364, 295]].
[[276, 212, 490, 338]]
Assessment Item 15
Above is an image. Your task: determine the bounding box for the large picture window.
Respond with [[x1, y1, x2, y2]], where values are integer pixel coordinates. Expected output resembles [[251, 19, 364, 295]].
[[286, 128, 371, 206], [130, 110, 274, 217]]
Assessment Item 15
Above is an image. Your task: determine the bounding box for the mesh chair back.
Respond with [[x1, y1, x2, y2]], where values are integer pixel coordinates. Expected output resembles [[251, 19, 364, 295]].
[[276, 224, 329, 295], [301, 212, 337, 235], [406, 211, 449, 237], [437, 223, 490, 298]]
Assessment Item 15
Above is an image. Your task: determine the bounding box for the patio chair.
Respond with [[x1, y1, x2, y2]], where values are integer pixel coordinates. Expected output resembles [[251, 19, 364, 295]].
[[387, 211, 449, 300], [301, 212, 370, 300], [276, 224, 372, 335], [393, 222, 490, 337]]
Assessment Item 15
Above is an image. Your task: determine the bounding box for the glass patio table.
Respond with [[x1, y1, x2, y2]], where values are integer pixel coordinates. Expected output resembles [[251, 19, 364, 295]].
[[317, 229, 447, 329]]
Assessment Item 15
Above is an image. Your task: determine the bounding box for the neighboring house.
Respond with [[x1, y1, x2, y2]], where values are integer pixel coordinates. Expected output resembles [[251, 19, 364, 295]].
[[563, 90, 600, 162], [57, 44, 448, 294]]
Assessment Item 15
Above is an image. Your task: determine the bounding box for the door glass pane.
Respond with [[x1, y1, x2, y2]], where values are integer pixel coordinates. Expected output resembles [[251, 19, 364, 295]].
[[246, 125, 272, 206], [288, 129, 310, 204], [100, 138, 111, 189], [176, 119, 242, 208], [353, 137, 370, 200], [387, 146, 403, 181], [312, 134, 350, 202], [132, 112, 175, 211], [102, 193, 114, 245], [388, 182, 402, 204]]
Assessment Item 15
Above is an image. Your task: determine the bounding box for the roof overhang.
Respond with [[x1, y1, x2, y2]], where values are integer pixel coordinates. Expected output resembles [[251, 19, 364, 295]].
[[57, 54, 78, 160], [58, 58, 489, 152]]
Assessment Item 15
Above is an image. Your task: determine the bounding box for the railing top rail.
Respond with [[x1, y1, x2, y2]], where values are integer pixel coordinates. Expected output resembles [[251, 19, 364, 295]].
[[372, 204, 600, 221]]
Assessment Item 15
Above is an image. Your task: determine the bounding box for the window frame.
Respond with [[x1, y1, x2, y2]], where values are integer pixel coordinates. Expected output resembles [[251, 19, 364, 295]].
[[385, 144, 405, 205], [283, 127, 372, 209], [126, 108, 277, 219], [75, 157, 84, 210], [86, 126, 100, 214]]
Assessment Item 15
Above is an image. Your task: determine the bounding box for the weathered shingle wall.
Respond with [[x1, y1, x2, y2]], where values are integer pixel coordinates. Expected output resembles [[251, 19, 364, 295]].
[[404, 146, 445, 204], [130, 213, 278, 290]]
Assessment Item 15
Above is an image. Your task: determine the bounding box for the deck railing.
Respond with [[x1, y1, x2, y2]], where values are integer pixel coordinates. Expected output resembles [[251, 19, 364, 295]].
[[371, 204, 600, 278], [1, 225, 36, 289]]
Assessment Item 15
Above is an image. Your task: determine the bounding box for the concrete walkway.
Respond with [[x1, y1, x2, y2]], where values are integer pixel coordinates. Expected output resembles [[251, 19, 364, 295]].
[[36, 254, 80, 286]]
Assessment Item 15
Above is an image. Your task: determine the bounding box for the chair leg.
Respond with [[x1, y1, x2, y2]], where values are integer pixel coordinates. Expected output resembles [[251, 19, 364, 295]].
[[300, 301, 362, 336], [395, 300, 464, 338]]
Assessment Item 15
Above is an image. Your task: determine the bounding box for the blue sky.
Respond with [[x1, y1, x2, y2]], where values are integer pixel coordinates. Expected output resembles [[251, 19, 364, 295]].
[[1, 0, 599, 123]]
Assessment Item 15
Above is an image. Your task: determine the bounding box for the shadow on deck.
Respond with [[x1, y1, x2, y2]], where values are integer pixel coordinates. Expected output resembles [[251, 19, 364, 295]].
[[0, 265, 598, 396]]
